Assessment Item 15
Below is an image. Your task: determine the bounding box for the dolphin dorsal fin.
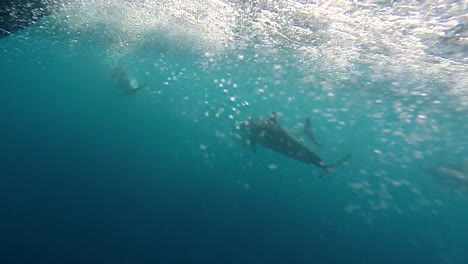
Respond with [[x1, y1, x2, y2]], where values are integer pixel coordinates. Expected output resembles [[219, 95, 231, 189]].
[[304, 116, 320, 145], [268, 112, 277, 124]]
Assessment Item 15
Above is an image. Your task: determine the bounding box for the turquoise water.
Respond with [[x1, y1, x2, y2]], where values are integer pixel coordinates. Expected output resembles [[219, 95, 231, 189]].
[[1, 1, 468, 263]]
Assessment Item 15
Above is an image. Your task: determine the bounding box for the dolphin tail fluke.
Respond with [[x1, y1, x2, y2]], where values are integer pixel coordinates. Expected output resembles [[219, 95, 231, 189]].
[[324, 153, 352, 173]]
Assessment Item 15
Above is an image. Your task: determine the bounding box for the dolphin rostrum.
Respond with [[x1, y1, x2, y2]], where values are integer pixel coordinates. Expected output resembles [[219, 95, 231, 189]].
[[239, 112, 351, 172]]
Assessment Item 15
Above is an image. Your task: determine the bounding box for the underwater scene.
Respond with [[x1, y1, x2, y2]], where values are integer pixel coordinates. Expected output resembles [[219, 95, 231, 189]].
[[1, 1, 468, 263]]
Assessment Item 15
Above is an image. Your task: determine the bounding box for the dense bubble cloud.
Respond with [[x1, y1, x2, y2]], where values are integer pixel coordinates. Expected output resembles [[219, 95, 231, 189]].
[[48, 0, 238, 57], [43, 0, 468, 107]]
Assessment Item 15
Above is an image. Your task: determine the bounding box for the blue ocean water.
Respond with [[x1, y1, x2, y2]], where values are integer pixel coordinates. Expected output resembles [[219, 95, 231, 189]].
[[1, 2, 468, 264]]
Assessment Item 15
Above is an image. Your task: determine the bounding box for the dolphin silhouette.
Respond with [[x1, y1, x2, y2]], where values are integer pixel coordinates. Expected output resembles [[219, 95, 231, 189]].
[[111, 66, 146, 96], [239, 112, 351, 172], [424, 161, 468, 191]]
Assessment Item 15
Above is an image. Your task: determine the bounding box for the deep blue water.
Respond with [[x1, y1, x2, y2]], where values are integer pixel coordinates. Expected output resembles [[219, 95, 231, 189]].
[[1, 11, 468, 264]]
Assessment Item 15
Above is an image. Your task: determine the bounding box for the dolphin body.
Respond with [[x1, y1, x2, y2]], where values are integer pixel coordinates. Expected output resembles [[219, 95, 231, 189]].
[[425, 159, 468, 191], [239, 112, 351, 171], [111, 66, 146, 96]]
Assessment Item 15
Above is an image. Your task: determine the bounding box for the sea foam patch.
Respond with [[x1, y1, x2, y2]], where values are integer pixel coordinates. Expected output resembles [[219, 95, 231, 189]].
[[50, 0, 238, 57]]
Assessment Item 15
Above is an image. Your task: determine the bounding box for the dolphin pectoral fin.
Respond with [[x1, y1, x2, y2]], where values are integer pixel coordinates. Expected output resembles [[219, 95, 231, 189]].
[[324, 153, 352, 172], [268, 112, 277, 124]]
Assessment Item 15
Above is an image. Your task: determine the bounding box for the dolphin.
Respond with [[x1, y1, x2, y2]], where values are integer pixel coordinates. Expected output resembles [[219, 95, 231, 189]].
[[239, 112, 351, 172], [111, 66, 147, 96], [424, 160, 468, 191]]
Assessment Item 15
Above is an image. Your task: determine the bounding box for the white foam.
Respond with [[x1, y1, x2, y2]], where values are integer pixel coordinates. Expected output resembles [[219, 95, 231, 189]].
[[51, 0, 238, 57], [48, 0, 468, 107]]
